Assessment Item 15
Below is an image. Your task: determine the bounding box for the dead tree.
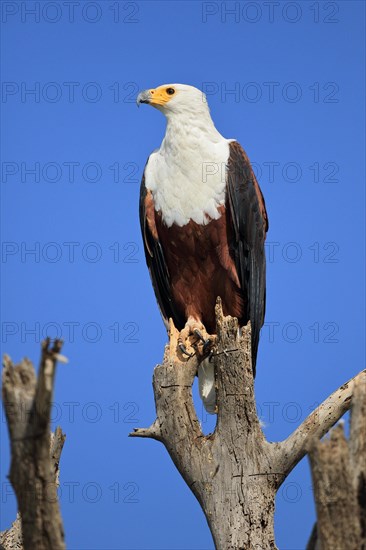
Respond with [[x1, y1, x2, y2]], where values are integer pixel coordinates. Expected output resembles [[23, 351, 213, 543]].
[[1, 312, 364, 549], [131, 301, 366, 549], [306, 376, 366, 550], [1, 339, 66, 550]]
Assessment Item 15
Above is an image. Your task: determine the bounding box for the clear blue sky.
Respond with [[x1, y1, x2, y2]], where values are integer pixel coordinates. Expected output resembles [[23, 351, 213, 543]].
[[1, 1, 365, 549]]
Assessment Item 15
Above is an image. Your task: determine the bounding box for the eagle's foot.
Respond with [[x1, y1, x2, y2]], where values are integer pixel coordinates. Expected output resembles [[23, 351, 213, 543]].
[[177, 319, 216, 360], [193, 329, 215, 355], [178, 341, 194, 358]]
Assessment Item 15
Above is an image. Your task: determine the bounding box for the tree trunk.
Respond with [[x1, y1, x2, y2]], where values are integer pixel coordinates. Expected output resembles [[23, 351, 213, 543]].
[[1, 339, 66, 550], [307, 375, 366, 550], [131, 300, 365, 549]]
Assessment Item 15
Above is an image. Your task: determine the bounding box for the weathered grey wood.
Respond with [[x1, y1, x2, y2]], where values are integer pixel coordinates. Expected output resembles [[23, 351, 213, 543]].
[[0, 427, 65, 550], [307, 375, 366, 550], [131, 300, 366, 549], [349, 374, 366, 546], [306, 522, 320, 550], [309, 424, 361, 549], [0, 514, 22, 550], [276, 376, 363, 478], [1, 339, 66, 550]]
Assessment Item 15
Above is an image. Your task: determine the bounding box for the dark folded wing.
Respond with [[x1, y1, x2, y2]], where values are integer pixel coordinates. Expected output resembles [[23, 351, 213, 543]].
[[226, 141, 268, 374], [139, 169, 185, 330]]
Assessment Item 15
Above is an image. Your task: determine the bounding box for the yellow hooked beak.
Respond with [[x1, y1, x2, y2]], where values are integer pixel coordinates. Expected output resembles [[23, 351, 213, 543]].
[[136, 85, 177, 108]]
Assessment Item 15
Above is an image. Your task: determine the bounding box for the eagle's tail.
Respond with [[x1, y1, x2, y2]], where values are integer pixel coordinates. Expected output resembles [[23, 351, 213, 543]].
[[198, 359, 216, 414]]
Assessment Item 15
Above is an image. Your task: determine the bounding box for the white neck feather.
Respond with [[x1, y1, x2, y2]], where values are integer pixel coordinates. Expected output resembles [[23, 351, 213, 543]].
[[145, 109, 232, 227]]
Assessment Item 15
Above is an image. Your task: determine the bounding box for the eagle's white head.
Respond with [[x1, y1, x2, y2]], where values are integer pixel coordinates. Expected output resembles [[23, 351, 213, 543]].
[[136, 83, 211, 119]]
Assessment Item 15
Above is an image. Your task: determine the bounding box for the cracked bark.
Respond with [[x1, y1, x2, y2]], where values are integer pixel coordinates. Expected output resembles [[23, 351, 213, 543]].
[[130, 300, 366, 549], [1, 339, 66, 550], [306, 375, 366, 550]]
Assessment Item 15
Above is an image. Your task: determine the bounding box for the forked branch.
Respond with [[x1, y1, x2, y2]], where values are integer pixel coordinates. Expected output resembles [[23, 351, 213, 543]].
[[130, 300, 365, 549]]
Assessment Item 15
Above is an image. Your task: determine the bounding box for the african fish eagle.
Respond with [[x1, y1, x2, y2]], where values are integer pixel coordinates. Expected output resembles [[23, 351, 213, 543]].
[[137, 84, 268, 414]]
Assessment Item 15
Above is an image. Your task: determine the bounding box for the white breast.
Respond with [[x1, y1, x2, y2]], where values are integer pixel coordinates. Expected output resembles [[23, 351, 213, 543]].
[[145, 122, 232, 227]]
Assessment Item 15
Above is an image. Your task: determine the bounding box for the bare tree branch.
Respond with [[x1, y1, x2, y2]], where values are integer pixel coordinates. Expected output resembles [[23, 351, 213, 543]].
[[130, 419, 162, 440], [1, 339, 66, 550], [276, 370, 366, 477]]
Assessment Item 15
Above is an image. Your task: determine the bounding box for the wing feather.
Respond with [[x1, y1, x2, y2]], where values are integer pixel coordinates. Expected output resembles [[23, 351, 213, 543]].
[[226, 141, 268, 374], [139, 169, 185, 330]]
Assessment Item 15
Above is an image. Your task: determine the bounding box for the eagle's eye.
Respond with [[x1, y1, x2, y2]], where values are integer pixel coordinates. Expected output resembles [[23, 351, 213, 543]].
[[166, 88, 175, 95]]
